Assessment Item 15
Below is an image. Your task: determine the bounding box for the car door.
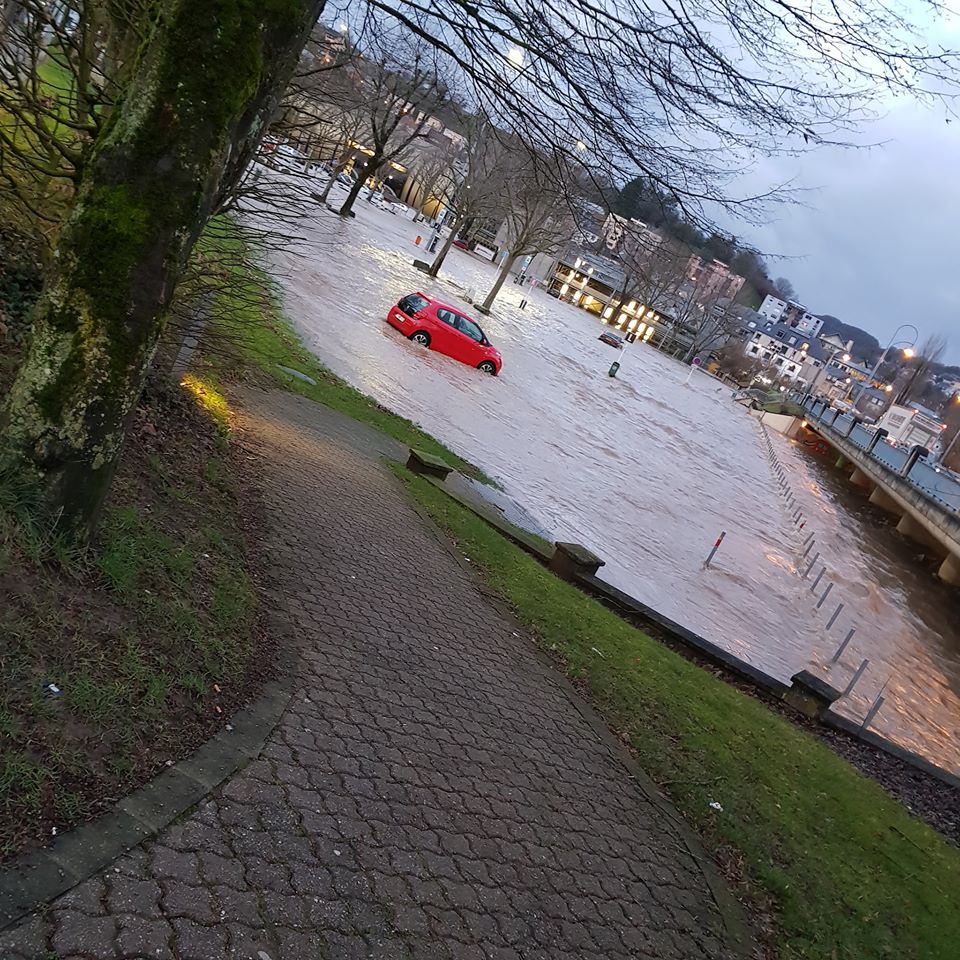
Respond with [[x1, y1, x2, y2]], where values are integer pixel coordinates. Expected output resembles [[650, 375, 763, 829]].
[[431, 307, 462, 357], [452, 313, 487, 365]]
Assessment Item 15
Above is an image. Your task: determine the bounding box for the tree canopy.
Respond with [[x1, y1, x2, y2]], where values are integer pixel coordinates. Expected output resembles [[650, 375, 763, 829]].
[[2, 0, 959, 534]]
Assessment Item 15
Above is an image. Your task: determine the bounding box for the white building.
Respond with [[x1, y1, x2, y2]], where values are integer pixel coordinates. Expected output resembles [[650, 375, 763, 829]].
[[757, 296, 824, 336], [600, 214, 663, 254], [742, 317, 827, 383], [878, 404, 945, 449]]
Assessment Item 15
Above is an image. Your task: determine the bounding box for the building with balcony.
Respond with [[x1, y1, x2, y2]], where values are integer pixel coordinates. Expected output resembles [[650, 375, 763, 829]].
[[743, 318, 827, 383], [537, 249, 664, 343], [757, 295, 824, 336], [684, 256, 745, 303]]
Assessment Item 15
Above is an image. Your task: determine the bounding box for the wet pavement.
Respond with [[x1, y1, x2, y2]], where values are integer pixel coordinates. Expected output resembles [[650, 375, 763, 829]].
[[0, 387, 750, 959], [259, 182, 960, 776]]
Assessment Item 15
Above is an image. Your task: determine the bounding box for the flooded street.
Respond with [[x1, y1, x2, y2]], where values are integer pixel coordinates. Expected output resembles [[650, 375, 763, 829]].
[[263, 193, 960, 775]]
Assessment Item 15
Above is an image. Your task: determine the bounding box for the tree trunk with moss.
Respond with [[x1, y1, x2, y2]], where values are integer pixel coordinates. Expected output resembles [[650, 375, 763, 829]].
[[0, 0, 324, 540]]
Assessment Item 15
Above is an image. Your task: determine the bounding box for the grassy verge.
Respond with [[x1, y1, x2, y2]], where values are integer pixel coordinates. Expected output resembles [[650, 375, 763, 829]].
[[194, 217, 496, 485], [0, 379, 263, 858], [395, 465, 960, 960]]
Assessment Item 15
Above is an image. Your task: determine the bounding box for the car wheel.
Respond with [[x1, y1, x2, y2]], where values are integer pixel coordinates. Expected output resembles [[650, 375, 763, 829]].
[[478, 360, 497, 375], [410, 331, 431, 347]]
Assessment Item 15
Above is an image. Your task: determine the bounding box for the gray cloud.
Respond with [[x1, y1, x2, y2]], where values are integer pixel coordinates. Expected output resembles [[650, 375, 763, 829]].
[[736, 103, 960, 363]]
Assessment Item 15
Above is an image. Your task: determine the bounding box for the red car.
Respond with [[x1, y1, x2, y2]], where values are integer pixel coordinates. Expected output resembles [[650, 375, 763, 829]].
[[387, 293, 502, 375]]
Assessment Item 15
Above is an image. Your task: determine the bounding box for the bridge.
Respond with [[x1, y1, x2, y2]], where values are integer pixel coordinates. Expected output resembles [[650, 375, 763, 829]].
[[798, 396, 960, 585]]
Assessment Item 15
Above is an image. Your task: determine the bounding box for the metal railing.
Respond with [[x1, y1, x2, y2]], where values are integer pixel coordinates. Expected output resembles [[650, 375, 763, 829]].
[[799, 395, 960, 521]]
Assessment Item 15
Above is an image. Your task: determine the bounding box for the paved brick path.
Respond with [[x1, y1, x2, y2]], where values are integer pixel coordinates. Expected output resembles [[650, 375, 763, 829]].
[[1, 389, 750, 959]]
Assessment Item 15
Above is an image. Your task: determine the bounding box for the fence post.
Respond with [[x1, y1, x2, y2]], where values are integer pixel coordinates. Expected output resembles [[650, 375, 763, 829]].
[[830, 627, 856, 664], [901, 445, 929, 479], [866, 428, 889, 455], [843, 658, 870, 698]]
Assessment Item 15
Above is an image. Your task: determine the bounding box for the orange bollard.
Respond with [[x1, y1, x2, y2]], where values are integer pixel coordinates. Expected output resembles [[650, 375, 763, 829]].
[[415, 235, 422, 246]]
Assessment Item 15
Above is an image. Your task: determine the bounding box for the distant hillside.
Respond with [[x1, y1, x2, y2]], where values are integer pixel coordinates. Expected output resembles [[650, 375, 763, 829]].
[[817, 315, 880, 363]]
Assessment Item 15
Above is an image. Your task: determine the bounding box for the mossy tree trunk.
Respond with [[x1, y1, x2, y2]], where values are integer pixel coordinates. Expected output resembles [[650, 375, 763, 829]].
[[0, 0, 325, 540]]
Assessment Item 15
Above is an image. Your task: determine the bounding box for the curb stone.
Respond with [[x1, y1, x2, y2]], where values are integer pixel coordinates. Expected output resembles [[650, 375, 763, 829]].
[[0, 679, 293, 933], [420, 463, 960, 792]]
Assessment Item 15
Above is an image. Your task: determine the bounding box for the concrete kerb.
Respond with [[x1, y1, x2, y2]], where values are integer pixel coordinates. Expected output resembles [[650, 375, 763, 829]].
[[387, 465, 754, 958], [411, 460, 960, 795], [0, 679, 294, 932], [823, 712, 960, 791]]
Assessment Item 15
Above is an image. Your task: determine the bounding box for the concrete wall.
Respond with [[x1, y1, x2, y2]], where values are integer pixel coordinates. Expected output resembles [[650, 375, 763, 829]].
[[758, 411, 803, 438], [807, 418, 960, 581]]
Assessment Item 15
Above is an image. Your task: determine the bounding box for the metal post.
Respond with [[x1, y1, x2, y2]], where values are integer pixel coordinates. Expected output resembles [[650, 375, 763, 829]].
[[803, 539, 816, 558], [809, 566, 825, 592], [843, 658, 870, 698], [861, 695, 886, 731], [816, 582, 834, 609], [861, 676, 890, 731], [830, 627, 856, 664], [704, 531, 726, 567], [825, 603, 844, 630], [803, 553, 820, 578]]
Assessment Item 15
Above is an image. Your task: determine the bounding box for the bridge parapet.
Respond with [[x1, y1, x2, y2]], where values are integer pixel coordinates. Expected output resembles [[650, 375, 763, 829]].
[[795, 394, 960, 578]]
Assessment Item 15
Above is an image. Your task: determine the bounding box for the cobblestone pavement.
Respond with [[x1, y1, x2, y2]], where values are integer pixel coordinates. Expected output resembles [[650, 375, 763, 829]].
[[1, 389, 750, 960]]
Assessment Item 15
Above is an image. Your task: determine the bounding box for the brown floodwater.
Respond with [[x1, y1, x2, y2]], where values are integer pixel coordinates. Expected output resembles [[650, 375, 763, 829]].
[[261, 189, 960, 776]]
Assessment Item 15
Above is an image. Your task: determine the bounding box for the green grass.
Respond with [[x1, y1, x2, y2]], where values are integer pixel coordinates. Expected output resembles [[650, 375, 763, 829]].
[[0, 379, 261, 857], [0, 48, 86, 237], [396, 465, 960, 960], [196, 217, 495, 485], [180, 373, 232, 439]]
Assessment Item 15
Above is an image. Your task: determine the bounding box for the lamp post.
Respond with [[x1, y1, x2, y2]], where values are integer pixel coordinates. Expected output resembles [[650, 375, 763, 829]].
[[849, 324, 918, 405]]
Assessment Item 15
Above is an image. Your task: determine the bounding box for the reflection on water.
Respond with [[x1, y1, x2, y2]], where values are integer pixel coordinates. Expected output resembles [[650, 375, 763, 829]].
[[264, 197, 960, 775], [781, 434, 960, 764]]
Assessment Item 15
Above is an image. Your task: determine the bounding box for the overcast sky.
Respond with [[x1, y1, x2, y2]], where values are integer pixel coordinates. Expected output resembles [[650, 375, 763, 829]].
[[737, 104, 959, 362], [732, 8, 960, 363]]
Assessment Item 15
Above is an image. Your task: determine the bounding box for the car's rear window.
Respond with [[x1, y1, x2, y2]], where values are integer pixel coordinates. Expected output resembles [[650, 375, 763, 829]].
[[398, 294, 430, 316]]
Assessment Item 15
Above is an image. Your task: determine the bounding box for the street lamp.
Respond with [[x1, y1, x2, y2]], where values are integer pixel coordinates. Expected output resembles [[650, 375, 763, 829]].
[[848, 324, 919, 404]]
